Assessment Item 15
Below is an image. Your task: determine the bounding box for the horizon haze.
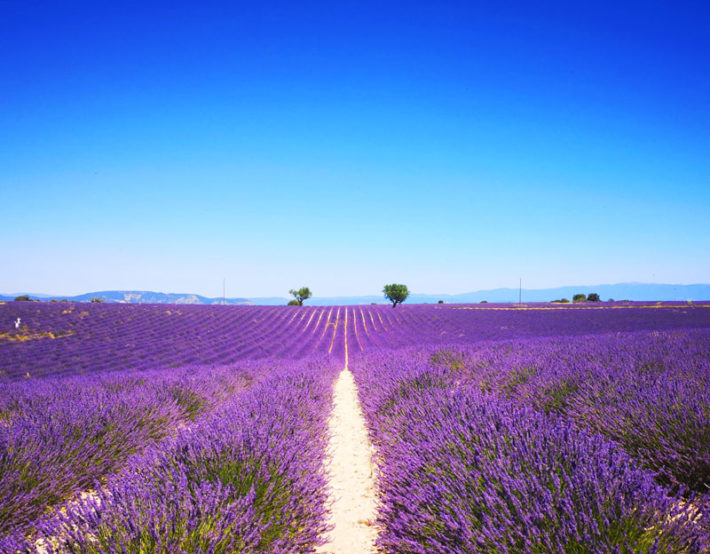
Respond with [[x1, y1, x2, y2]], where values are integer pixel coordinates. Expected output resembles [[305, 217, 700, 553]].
[[3, 282, 709, 306]]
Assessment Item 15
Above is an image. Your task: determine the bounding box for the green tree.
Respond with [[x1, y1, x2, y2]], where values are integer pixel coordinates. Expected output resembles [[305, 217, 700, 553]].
[[383, 284, 409, 308], [587, 293, 601, 302], [13, 295, 31, 302], [289, 287, 312, 306], [572, 293, 587, 303]]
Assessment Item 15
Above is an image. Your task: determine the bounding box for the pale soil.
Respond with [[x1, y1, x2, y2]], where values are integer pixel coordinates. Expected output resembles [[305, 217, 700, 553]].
[[319, 311, 379, 553], [34, 489, 101, 553]]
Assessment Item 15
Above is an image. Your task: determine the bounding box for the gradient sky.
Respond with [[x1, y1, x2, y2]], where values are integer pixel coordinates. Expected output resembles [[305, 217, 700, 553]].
[[2, 1, 709, 297]]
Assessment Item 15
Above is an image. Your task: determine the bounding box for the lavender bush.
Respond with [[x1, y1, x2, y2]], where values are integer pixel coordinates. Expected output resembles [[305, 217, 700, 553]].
[[351, 352, 709, 552], [428, 330, 710, 495], [28, 356, 338, 553], [0, 364, 252, 542]]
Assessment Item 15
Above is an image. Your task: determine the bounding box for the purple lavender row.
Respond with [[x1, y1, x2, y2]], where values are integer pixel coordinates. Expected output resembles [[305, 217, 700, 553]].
[[0, 303, 344, 379], [428, 329, 710, 496], [0, 363, 253, 543], [3, 302, 709, 381], [350, 349, 709, 552], [11, 355, 338, 553]]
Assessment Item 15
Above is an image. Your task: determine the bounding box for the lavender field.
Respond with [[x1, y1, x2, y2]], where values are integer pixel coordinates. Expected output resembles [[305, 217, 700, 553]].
[[1, 301, 709, 552]]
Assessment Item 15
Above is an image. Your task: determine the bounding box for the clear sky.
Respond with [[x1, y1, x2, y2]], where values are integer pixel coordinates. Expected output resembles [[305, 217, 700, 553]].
[[2, 1, 709, 297]]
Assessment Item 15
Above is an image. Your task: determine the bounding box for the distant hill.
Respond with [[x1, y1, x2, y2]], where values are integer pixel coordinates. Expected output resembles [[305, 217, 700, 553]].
[[0, 290, 253, 305], [406, 283, 710, 304], [2, 283, 709, 305]]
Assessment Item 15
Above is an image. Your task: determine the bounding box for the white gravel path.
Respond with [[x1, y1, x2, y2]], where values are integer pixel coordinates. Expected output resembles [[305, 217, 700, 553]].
[[319, 310, 378, 553]]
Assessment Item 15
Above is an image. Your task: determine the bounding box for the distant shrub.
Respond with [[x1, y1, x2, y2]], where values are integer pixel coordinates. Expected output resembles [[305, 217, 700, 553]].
[[287, 300, 300, 306], [90, 297, 105, 303], [587, 293, 601, 302], [608, 298, 615, 302], [289, 287, 312, 306], [552, 298, 570, 304], [572, 294, 587, 303], [480, 300, 488, 304], [438, 300, 444, 304], [13, 295, 31, 302]]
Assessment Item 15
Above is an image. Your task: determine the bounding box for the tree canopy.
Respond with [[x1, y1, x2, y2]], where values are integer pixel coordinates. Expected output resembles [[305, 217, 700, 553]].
[[573, 293, 587, 303], [383, 284, 409, 308], [587, 293, 601, 302], [289, 287, 312, 306]]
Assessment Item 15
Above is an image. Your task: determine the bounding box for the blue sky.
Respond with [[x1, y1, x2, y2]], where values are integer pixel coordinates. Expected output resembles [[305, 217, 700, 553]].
[[2, 1, 709, 297]]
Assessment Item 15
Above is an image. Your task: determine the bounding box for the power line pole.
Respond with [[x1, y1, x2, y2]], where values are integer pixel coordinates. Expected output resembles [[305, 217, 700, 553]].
[[519, 278, 522, 306], [223, 278, 226, 305]]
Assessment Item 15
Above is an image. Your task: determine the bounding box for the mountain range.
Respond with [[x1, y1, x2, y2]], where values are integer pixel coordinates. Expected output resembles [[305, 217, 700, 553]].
[[2, 283, 708, 305]]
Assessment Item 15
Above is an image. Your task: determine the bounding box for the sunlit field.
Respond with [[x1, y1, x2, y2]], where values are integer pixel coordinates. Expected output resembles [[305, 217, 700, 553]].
[[1, 302, 709, 552]]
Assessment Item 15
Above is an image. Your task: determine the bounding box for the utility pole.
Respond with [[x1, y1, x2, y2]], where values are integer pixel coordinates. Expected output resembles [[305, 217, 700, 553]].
[[223, 278, 226, 305], [519, 278, 522, 306]]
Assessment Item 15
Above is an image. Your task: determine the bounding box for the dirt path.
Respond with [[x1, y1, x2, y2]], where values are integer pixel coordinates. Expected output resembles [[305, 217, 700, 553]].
[[319, 310, 378, 553]]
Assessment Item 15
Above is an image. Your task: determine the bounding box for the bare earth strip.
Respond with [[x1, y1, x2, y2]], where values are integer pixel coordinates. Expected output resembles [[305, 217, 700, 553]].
[[319, 310, 378, 554]]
